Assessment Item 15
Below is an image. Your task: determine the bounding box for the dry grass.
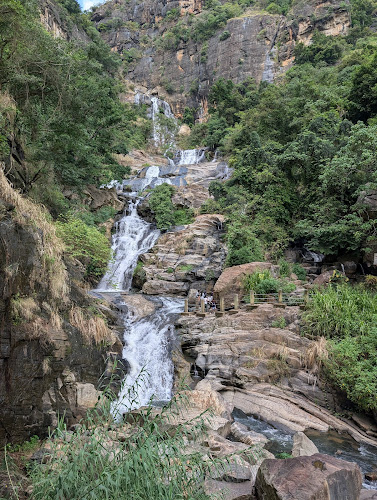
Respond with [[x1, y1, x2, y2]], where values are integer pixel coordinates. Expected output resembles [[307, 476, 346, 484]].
[[305, 336, 328, 375], [276, 344, 289, 362], [69, 307, 117, 346], [12, 297, 39, 322], [0, 166, 69, 302], [24, 317, 54, 348]]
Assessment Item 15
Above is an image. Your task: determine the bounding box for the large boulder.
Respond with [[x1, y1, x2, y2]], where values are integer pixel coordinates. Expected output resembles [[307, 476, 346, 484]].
[[291, 432, 319, 457], [83, 184, 124, 211], [254, 453, 362, 500], [213, 262, 277, 306]]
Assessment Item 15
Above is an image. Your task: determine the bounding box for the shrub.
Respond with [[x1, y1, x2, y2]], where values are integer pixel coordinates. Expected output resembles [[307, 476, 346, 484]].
[[325, 331, 377, 412], [301, 284, 377, 412], [148, 184, 176, 230], [271, 317, 287, 328], [225, 221, 264, 267], [363, 274, 377, 290], [242, 269, 295, 294], [292, 263, 307, 280], [301, 284, 377, 339], [174, 208, 195, 226], [56, 215, 111, 281], [219, 30, 230, 41], [148, 185, 195, 229]]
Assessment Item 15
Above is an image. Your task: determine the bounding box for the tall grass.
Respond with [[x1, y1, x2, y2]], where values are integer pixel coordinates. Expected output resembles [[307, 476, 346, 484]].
[[29, 378, 258, 500], [301, 284, 377, 412], [0, 166, 68, 303], [301, 284, 377, 339]]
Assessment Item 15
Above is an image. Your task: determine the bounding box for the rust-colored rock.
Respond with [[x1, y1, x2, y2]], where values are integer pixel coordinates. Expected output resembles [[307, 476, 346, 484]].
[[254, 453, 362, 500]]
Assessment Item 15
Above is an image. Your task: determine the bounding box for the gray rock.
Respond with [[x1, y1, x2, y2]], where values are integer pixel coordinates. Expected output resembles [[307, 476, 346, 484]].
[[291, 432, 319, 457]]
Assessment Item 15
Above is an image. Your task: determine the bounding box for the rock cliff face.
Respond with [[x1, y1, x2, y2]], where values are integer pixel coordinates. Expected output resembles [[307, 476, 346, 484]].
[[93, 0, 350, 116], [39, 0, 90, 42], [138, 213, 226, 295], [0, 172, 123, 445]]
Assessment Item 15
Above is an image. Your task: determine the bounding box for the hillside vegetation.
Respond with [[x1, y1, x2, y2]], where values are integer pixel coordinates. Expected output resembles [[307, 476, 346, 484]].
[[180, 19, 377, 263], [0, 0, 152, 279]]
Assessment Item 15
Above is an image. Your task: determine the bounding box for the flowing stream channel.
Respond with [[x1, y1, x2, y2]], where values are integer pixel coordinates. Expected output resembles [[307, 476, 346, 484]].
[[234, 409, 377, 490], [93, 94, 217, 416]]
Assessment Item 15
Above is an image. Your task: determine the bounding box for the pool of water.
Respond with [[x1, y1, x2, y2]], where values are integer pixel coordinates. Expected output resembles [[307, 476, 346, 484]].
[[233, 408, 377, 490]]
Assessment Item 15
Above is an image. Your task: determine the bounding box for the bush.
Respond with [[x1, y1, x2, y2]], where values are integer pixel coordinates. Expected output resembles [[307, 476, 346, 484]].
[[301, 284, 377, 339], [56, 215, 111, 281], [225, 221, 264, 267], [363, 274, 377, 290], [242, 269, 295, 294], [301, 284, 377, 411], [292, 263, 307, 280], [219, 30, 230, 41], [148, 184, 176, 230], [148, 184, 194, 229], [325, 331, 377, 412]]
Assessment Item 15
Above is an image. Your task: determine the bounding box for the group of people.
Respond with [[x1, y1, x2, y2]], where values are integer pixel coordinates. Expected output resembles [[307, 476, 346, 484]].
[[196, 291, 217, 312]]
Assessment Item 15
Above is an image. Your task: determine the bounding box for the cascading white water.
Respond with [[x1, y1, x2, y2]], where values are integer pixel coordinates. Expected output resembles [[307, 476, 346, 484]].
[[95, 169, 183, 414], [112, 296, 183, 417], [177, 148, 206, 165], [95, 199, 160, 292]]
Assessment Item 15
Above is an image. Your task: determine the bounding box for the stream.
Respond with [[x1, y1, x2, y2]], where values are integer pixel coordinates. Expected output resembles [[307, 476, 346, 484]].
[[233, 408, 377, 490]]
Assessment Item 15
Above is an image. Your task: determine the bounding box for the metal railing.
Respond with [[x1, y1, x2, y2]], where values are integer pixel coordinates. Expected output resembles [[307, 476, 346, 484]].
[[181, 289, 310, 316]]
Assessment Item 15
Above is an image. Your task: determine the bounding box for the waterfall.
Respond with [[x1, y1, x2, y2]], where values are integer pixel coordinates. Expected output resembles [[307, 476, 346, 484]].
[[95, 166, 184, 415], [134, 92, 177, 147], [95, 199, 160, 292], [112, 296, 183, 417], [176, 148, 206, 165], [262, 50, 275, 83], [303, 250, 324, 263]]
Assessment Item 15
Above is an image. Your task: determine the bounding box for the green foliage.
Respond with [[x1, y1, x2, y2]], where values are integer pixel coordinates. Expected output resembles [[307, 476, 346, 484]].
[[148, 184, 176, 230], [271, 317, 287, 328], [133, 260, 147, 287], [183, 107, 196, 126], [219, 30, 230, 41], [275, 452, 292, 459], [0, 0, 149, 207], [29, 376, 258, 499], [302, 284, 377, 412], [325, 330, 377, 411], [225, 220, 264, 267], [56, 215, 111, 281], [364, 274, 377, 290], [165, 7, 180, 21], [292, 263, 307, 280], [148, 184, 194, 229], [195, 26, 377, 261], [301, 285, 377, 339], [242, 269, 295, 294], [7, 435, 40, 453], [278, 259, 307, 280], [294, 31, 344, 65], [174, 208, 195, 226]]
